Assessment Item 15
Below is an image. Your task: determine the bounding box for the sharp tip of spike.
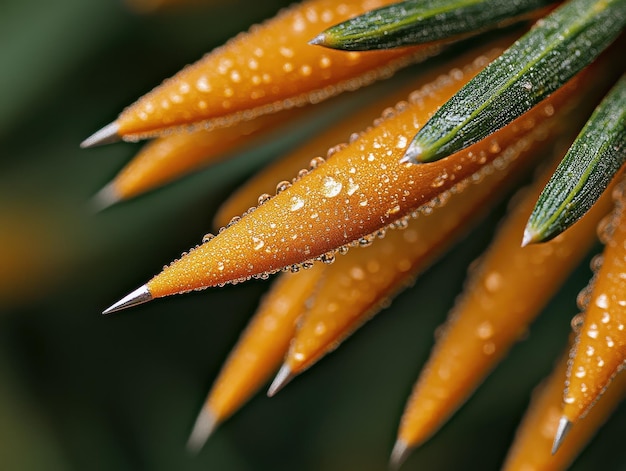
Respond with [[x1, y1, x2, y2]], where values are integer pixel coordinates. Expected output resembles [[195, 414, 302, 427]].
[[521, 226, 541, 247], [308, 33, 328, 47], [102, 285, 152, 315], [399, 144, 423, 165], [186, 407, 218, 454], [90, 183, 121, 213], [389, 439, 412, 470], [551, 417, 572, 455], [267, 364, 294, 397], [81, 122, 121, 148]]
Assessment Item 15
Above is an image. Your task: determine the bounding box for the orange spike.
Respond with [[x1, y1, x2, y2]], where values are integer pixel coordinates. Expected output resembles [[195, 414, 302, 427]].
[[281, 129, 536, 380], [104, 45, 583, 314], [502, 335, 626, 471], [87, 0, 439, 144], [187, 266, 324, 452], [95, 106, 309, 208], [392, 152, 615, 456], [562, 177, 626, 424], [212, 47, 490, 229]]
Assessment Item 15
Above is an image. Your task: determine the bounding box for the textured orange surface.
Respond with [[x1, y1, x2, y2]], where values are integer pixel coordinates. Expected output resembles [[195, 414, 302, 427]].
[[563, 179, 626, 422], [395, 155, 614, 450], [111, 106, 307, 201], [503, 340, 626, 471], [284, 133, 533, 377], [145, 48, 580, 300], [116, 0, 432, 140], [204, 267, 323, 425]]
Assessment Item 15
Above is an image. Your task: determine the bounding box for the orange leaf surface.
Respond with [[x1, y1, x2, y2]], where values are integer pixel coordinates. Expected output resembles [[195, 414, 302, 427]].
[[393, 150, 614, 454], [96, 106, 309, 207], [187, 266, 324, 451], [107, 0, 437, 142], [144, 46, 579, 302], [503, 336, 626, 471], [282, 134, 535, 379], [563, 177, 626, 422]]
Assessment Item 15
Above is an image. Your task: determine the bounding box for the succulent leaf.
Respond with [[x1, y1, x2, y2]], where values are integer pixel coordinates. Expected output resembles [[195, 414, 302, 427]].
[[525, 75, 626, 244], [403, 0, 626, 164], [312, 0, 556, 51]]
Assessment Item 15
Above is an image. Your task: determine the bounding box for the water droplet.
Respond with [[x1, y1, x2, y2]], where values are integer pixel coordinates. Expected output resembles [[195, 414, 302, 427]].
[[586, 345, 595, 356], [358, 235, 374, 247], [482, 342, 496, 355], [595, 293, 609, 309], [257, 193, 272, 205], [476, 321, 494, 340], [322, 176, 342, 198], [314, 322, 327, 336], [347, 180, 359, 196], [484, 271, 502, 292], [202, 233, 215, 243], [574, 366, 586, 378], [350, 266, 365, 280], [276, 181, 291, 194], [290, 196, 305, 211], [601, 312, 611, 324], [320, 252, 335, 264], [606, 336, 615, 348], [252, 237, 265, 251], [587, 323, 599, 339], [227, 216, 241, 228], [217, 261, 225, 271], [431, 172, 448, 188]]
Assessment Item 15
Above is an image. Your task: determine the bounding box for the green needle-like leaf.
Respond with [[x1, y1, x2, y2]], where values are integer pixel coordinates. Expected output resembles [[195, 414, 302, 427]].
[[401, 0, 626, 164], [310, 0, 557, 51], [524, 75, 626, 245]]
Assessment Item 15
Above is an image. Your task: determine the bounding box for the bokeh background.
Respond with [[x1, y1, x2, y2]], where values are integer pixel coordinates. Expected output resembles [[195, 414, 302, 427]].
[[2, 0, 625, 469]]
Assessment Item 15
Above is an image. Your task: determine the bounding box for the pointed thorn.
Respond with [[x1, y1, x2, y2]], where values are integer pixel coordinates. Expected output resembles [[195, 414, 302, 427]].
[[308, 33, 328, 46], [521, 226, 540, 247], [389, 438, 412, 470], [102, 285, 152, 315], [81, 122, 121, 148], [267, 364, 294, 397], [551, 416, 572, 455], [399, 144, 422, 165], [90, 182, 121, 213], [186, 407, 218, 454]]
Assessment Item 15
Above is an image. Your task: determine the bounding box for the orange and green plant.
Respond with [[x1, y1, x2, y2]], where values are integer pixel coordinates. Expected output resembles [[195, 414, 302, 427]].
[[75, 0, 626, 469]]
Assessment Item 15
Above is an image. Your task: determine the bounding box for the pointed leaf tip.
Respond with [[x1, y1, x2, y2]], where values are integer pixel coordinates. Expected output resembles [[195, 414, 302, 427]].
[[406, 0, 626, 164], [267, 364, 293, 397], [187, 408, 218, 454], [551, 417, 573, 455], [389, 439, 412, 470], [81, 122, 121, 148], [102, 285, 152, 315]]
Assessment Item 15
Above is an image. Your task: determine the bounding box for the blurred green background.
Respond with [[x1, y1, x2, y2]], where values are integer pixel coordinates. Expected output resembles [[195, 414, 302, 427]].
[[1, 0, 625, 469]]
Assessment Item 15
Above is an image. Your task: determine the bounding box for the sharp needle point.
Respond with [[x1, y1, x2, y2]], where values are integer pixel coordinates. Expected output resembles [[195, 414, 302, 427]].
[[81, 122, 121, 148], [267, 364, 294, 397], [102, 285, 152, 315], [551, 416, 572, 455], [399, 145, 421, 165], [187, 407, 218, 454], [521, 226, 539, 247], [90, 182, 121, 213], [389, 438, 412, 470], [308, 33, 327, 46]]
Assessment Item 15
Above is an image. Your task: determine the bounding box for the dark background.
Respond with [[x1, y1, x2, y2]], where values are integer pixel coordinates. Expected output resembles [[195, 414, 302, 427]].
[[2, 0, 625, 469]]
